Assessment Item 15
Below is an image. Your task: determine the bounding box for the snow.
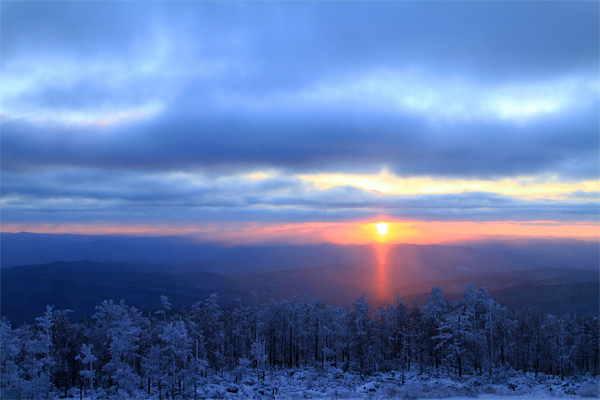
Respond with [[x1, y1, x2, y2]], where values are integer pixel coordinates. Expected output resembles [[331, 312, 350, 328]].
[[60, 368, 599, 399]]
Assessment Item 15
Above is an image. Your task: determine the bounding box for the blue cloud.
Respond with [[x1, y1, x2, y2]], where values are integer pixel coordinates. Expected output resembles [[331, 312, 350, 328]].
[[1, 2, 598, 227], [2, 170, 597, 224], [3, 98, 598, 179]]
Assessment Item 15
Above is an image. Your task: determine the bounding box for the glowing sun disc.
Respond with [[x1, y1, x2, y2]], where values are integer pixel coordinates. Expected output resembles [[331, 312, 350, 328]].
[[376, 222, 388, 236]]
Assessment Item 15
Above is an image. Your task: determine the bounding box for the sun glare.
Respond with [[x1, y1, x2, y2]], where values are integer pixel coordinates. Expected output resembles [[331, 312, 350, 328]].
[[376, 222, 388, 236]]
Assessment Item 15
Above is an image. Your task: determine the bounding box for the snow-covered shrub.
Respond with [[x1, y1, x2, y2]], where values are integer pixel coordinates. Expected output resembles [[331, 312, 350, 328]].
[[492, 384, 511, 396], [335, 388, 353, 398], [226, 383, 240, 393], [293, 371, 306, 380], [401, 382, 424, 399], [207, 385, 226, 399], [577, 381, 600, 398], [357, 381, 380, 393], [382, 383, 403, 398]]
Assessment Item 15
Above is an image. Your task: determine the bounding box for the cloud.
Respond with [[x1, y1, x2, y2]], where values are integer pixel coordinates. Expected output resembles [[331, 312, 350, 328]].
[[2, 169, 597, 225], [3, 97, 598, 179], [4, 2, 597, 83], [3, 4, 598, 180], [567, 190, 600, 200], [249, 70, 598, 123], [1, 2, 598, 231]]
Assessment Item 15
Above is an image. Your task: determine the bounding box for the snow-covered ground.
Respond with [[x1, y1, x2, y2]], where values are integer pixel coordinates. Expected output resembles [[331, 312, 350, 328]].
[[63, 367, 599, 400]]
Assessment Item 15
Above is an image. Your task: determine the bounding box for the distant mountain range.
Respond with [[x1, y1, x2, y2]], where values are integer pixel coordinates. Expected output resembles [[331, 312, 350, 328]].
[[1, 233, 598, 325], [1, 232, 376, 271]]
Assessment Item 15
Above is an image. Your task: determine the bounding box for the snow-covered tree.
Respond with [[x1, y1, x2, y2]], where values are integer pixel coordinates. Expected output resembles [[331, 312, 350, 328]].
[[1, 319, 24, 399], [77, 344, 97, 400], [250, 339, 267, 379], [155, 295, 172, 321], [1, 285, 598, 399]]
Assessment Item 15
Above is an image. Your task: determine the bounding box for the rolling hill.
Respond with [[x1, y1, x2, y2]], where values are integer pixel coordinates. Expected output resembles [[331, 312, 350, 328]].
[[2, 233, 597, 325]]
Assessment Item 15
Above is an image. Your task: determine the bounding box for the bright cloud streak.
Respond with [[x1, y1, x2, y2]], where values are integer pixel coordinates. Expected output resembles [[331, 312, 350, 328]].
[[300, 170, 599, 200], [1, 24, 219, 126], [235, 69, 599, 123]]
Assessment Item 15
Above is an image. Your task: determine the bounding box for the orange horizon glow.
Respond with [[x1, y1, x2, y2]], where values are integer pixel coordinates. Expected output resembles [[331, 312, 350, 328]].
[[374, 242, 392, 301], [1, 220, 597, 246], [2, 220, 597, 305]]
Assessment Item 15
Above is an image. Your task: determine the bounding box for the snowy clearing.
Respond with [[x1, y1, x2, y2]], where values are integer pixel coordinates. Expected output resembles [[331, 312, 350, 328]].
[[56, 368, 599, 400]]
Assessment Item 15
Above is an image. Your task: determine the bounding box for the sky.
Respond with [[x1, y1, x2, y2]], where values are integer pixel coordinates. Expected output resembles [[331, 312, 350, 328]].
[[1, 1, 599, 245]]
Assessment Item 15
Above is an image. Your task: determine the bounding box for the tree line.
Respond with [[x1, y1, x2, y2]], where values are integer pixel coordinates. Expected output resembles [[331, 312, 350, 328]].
[[1, 282, 598, 399]]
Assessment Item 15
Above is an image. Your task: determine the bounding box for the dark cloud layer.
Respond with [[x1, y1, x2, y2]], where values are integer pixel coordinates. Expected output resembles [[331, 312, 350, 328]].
[[3, 102, 598, 179]]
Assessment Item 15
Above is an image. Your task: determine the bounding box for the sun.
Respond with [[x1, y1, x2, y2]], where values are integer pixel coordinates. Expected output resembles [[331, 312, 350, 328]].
[[376, 222, 388, 236]]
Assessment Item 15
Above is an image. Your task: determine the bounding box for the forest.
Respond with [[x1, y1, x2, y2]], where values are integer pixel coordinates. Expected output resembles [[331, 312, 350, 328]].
[[1, 282, 599, 399]]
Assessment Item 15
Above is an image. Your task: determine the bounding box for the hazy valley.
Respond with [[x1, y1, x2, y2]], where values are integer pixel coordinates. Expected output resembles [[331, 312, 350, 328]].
[[2, 233, 598, 326]]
